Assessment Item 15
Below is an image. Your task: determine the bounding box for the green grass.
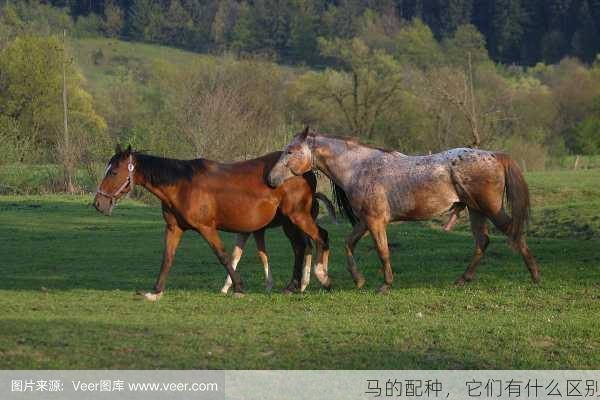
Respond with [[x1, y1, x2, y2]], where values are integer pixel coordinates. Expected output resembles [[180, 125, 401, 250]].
[[1, 177, 599, 368], [70, 38, 212, 92], [526, 170, 600, 239]]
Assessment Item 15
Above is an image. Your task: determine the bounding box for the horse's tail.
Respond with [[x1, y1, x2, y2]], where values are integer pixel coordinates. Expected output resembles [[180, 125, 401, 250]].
[[313, 192, 337, 223], [331, 182, 358, 226], [495, 153, 531, 242]]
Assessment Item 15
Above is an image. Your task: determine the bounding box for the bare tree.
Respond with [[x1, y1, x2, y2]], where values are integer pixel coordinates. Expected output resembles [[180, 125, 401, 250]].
[[418, 54, 514, 148], [299, 38, 405, 140]]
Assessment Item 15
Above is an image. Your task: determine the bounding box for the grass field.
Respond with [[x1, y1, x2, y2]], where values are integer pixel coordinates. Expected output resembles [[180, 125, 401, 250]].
[[0, 170, 599, 369]]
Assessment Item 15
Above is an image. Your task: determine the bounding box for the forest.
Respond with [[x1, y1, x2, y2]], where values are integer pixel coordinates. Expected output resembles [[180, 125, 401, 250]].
[[45, 0, 600, 66], [1, 0, 600, 192]]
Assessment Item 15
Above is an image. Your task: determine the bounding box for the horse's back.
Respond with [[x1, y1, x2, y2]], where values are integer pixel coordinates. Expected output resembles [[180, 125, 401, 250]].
[[183, 151, 316, 232]]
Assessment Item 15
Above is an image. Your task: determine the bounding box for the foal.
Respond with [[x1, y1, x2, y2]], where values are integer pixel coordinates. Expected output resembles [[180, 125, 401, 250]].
[[94, 145, 333, 298], [269, 128, 541, 293]]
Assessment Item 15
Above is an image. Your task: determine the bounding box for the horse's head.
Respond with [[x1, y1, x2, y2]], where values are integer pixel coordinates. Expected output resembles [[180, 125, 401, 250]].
[[268, 126, 314, 187], [94, 144, 136, 216]]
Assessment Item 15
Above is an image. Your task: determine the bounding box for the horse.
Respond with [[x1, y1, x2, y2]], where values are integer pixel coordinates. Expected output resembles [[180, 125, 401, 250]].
[[93, 144, 334, 299], [268, 127, 541, 293]]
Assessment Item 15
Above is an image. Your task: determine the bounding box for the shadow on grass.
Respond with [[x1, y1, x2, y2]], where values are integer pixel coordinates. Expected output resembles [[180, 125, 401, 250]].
[[2, 198, 600, 293], [0, 317, 498, 369]]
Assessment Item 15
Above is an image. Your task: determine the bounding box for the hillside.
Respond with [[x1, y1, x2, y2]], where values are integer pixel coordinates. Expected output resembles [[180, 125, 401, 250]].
[[70, 38, 212, 93]]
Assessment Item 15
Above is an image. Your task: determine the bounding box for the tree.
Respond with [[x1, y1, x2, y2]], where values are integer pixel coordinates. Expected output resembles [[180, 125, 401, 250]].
[[295, 37, 405, 140], [571, 1, 600, 63], [443, 24, 489, 67], [490, 0, 527, 63], [419, 59, 513, 148], [231, 2, 261, 54], [161, 0, 193, 47], [0, 35, 107, 189], [438, 0, 474, 37], [288, 0, 319, 63], [104, 0, 124, 37], [394, 18, 443, 69], [211, 0, 237, 50], [128, 0, 163, 42]]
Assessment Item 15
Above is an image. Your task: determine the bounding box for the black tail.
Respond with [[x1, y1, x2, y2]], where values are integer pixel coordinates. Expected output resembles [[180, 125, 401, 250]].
[[331, 182, 358, 226], [314, 192, 337, 223]]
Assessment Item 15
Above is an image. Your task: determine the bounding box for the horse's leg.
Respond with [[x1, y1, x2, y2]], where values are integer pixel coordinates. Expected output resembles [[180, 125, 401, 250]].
[[455, 209, 490, 286], [491, 210, 541, 283], [221, 233, 250, 294], [367, 219, 393, 294], [145, 224, 183, 301], [282, 221, 309, 293], [345, 220, 368, 288], [316, 225, 330, 288], [196, 226, 244, 296], [288, 213, 331, 289], [300, 234, 313, 293], [253, 229, 273, 293]]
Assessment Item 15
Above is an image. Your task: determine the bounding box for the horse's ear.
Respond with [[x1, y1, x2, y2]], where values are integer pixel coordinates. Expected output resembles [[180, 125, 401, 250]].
[[299, 125, 310, 141], [125, 144, 132, 155], [115, 143, 122, 154]]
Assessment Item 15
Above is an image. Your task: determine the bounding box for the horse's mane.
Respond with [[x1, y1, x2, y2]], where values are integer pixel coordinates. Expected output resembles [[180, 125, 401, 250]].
[[310, 131, 395, 154], [134, 153, 205, 187]]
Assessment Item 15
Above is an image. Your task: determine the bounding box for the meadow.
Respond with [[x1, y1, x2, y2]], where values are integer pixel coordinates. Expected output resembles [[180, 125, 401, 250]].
[[0, 170, 599, 369]]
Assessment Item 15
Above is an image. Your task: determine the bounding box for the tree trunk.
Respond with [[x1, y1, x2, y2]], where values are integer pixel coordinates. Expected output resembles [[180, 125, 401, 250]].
[[62, 29, 75, 193]]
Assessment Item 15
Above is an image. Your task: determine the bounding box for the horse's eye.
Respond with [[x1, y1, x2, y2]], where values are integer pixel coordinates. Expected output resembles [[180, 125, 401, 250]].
[[110, 170, 118, 176], [286, 150, 293, 156]]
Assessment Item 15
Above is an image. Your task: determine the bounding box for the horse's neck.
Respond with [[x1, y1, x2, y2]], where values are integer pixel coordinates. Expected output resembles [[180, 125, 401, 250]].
[[135, 172, 176, 207], [314, 136, 378, 191]]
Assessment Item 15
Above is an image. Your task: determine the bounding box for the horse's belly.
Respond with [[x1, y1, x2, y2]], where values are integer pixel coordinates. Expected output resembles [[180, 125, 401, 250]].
[[389, 185, 459, 221], [216, 200, 279, 233]]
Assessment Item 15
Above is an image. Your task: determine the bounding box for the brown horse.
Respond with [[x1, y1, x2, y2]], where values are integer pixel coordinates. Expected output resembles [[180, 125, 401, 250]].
[[94, 145, 334, 299], [268, 127, 541, 293]]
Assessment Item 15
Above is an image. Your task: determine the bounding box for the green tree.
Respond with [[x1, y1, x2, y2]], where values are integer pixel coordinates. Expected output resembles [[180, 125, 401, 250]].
[[443, 24, 489, 67], [571, 1, 600, 63], [0, 36, 107, 188], [288, 0, 319, 63], [394, 18, 443, 68], [104, 0, 124, 38], [573, 116, 600, 154], [128, 0, 163, 42], [490, 0, 527, 63], [231, 2, 261, 53], [211, 0, 237, 50], [295, 37, 405, 139], [161, 0, 193, 47]]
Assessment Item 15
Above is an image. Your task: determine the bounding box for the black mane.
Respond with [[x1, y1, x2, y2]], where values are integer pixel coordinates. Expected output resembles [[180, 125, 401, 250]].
[[134, 153, 205, 186]]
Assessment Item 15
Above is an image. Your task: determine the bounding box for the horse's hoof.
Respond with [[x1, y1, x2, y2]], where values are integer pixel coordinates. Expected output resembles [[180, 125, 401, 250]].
[[377, 285, 391, 295], [233, 292, 246, 299], [322, 278, 333, 291], [265, 286, 273, 294], [355, 274, 366, 289], [454, 277, 466, 286], [220, 287, 230, 295], [532, 274, 541, 284], [143, 291, 163, 301]]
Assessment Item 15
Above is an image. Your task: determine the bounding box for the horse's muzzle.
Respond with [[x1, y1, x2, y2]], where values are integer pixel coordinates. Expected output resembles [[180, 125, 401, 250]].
[[267, 175, 281, 188], [93, 196, 114, 216]]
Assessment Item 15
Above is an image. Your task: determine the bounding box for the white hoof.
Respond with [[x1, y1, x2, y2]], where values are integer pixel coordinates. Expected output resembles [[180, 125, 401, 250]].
[[220, 286, 230, 294], [143, 292, 163, 301], [300, 281, 309, 293]]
